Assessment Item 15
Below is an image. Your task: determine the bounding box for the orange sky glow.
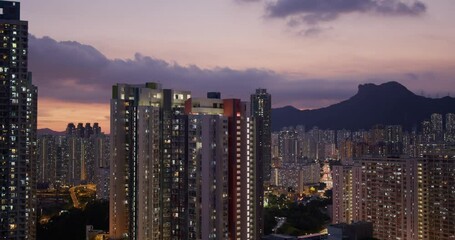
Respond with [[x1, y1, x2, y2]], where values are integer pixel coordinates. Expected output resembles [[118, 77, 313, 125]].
[[38, 98, 110, 133], [22, 1, 455, 133]]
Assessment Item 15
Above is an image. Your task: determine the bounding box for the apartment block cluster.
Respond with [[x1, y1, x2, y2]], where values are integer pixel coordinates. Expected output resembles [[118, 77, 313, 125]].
[[271, 113, 455, 239], [273, 113, 455, 162], [328, 114, 455, 240], [332, 155, 454, 240], [109, 83, 271, 240], [271, 113, 455, 192], [270, 126, 335, 192], [36, 123, 110, 199], [336, 113, 455, 162]]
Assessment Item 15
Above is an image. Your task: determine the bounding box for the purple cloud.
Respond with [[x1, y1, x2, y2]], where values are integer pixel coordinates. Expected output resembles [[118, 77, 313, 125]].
[[266, 0, 426, 25], [28, 35, 359, 108], [29, 35, 454, 110]]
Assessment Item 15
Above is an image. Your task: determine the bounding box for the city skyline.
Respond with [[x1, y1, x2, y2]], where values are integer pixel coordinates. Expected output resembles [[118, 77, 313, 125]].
[[14, 0, 455, 132], [4, 1, 455, 239]]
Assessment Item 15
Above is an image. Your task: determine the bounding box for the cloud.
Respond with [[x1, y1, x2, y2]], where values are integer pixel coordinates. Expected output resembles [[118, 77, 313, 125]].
[[266, 0, 426, 25], [405, 73, 419, 81], [29, 35, 454, 111], [297, 26, 333, 37], [29, 35, 357, 108]]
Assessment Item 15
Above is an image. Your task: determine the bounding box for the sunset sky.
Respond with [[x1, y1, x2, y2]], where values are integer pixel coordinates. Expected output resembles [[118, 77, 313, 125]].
[[20, 0, 455, 132]]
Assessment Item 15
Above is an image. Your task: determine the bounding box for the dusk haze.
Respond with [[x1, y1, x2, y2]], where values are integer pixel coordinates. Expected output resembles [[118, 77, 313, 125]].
[[2, 1, 455, 240], [19, 0, 455, 132]]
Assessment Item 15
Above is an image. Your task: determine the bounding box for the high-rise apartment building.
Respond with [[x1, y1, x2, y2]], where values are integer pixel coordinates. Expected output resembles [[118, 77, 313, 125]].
[[271, 132, 280, 159], [275, 162, 320, 193], [94, 134, 110, 200], [336, 129, 351, 149], [430, 113, 443, 142], [185, 96, 229, 239], [36, 123, 108, 188], [66, 133, 84, 185], [421, 120, 431, 143], [250, 88, 271, 239], [359, 157, 418, 240], [110, 84, 264, 240], [37, 135, 70, 187], [222, 98, 256, 240], [333, 155, 455, 240], [65, 122, 104, 186], [110, 83, 191, 240], [0, 1, 37, 239], [417, 156, 455, 239], [445, 113, 455, 132], [445, 113, 455, 142], [251, 89, 271, 181], [332, 165, 356, 225], [332, 165, 347, 220], [37, 135, 57, 185], [278, 128, 298, 163], [186, 94, 259, 240]]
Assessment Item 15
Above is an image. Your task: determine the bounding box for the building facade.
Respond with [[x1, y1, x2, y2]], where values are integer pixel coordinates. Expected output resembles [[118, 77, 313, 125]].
[[185, 95, 230, 239], [250, 89, 271, 239], [110, 84, 265, 240], [333, 155, 455, 240], [0, 2, 37, 239], [110, 83, 192, 240], [36, 123, 108, 189], [223, 99, 256, 240], [417, 156, 455, 239]]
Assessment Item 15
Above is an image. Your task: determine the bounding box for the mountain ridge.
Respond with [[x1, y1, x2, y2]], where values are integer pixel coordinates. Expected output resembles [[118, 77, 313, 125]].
[[37, 128, 65, 136], [38, 81, 455, 133], [272, 81, 455, 131]]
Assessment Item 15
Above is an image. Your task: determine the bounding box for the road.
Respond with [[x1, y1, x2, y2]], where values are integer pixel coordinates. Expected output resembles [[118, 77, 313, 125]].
[[69, 184, 96, 209], [69, 186, 81, 208]]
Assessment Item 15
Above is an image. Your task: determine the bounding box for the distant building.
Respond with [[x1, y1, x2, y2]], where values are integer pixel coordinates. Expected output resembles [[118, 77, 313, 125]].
[[320, 161, 333, 189], [279, 128, 299, 163], [336, 130, 351, 149], [95, 167, 109, 200], [37, 135, 58, 185], [66, 122, 103, 185], [421, 120, 432, 143], [37, 124, 108, 190], [431, 113, 443, 142], [445, 113, 455, 142], [275, 162, 320, 193], [94, 134, 109, 200], [272, 132, 280, 159]]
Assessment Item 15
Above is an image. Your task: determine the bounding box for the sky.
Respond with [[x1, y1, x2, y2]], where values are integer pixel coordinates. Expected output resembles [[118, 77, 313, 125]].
[[18, 0, 455, 132]]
